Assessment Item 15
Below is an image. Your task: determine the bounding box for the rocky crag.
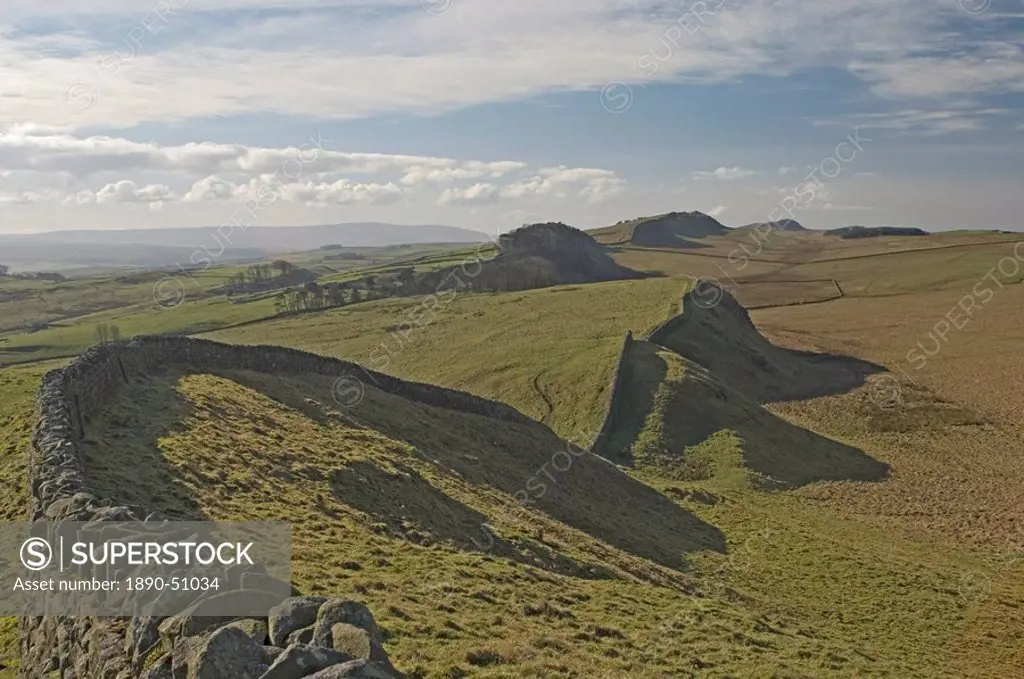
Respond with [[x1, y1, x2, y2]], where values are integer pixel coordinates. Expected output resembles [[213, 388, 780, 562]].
[[415, 222, 644, 293]]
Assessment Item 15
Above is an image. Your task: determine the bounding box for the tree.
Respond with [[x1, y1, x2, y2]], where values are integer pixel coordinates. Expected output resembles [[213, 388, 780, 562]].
[[272, 260, 297, 277], [0, 264, 9, 276], [94, 323, 122, 345]]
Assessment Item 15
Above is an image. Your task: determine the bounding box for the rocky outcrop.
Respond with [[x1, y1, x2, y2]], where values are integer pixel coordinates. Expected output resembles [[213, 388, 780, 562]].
[[631, 211, 728, 245], [21, 335, 541, 678], [412, 222, 643, 294]]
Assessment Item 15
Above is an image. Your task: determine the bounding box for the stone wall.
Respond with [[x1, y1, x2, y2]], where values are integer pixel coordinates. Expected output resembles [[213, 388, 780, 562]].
[[22, 335, 538, 678], [646, 291, 689, 347], [588, 331, 635, 458], [589, 284, 694, 459]]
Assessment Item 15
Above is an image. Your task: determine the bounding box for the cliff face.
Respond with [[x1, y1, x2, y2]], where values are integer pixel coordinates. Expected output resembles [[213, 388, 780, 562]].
[[408, 222, 642, 295], [492, 222, 643, 285], [616, 212, 728, 249], [499, 222, 608, 263]]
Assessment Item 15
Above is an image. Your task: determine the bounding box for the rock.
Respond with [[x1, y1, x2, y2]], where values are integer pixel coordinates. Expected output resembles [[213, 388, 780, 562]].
[[258, 643, 354, 679], [159, 589, 285, 648], [304, 659, 402, 678], [326, 624, 390, 665], [226, 619, 269, 645], [140, 653, 173, 679], [126, 616, 163, 671], [268, 596, 328, 646], [286, 626, 315, 646], [311, 601, 381, 649], [188, 626, 269, 679], [171, 636, 201, 679], [159, 615, 237, 651], [261, 646, 286, 663]]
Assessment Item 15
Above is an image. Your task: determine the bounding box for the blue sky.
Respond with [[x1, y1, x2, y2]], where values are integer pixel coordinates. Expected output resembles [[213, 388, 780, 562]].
[[1, 0, 1023, 234]]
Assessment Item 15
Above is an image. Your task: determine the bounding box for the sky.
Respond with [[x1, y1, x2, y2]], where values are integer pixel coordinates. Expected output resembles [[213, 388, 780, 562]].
[[1, 0, 1023, 235]]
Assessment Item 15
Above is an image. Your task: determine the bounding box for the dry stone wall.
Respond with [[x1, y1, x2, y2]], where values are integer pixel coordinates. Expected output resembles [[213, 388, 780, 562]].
[[588, 331, 635, 458], [23, 335, 538, 678]]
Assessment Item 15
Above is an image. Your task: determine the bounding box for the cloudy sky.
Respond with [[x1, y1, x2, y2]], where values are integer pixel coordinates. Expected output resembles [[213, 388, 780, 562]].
[[1, 0, 1023, 234]]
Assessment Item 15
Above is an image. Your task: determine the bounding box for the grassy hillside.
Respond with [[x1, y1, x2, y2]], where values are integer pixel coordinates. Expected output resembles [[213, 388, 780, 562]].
[[210, 276, 688, 443], [72, 364, 1014, 678], [3, 225, 1023, 677]]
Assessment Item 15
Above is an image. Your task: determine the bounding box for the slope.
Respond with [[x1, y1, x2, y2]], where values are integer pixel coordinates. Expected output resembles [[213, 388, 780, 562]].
[[71, 351, 985, 678]]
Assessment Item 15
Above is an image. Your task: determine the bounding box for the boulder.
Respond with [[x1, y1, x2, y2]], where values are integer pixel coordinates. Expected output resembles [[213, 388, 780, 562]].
[[286, 626, 315, 646], [311, 601, 381, 649], [269, 596, 328, 646], [187, 626, 269, 679], [304, 659, 403, 678], [258, 643, 354, 679], [326, 624, 390, 665]]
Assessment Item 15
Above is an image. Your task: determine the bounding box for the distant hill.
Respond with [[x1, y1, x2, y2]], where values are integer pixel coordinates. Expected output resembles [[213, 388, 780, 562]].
[[736, 219, 807, 232], [590, 211, 729, 248], [826, 226, 929, 239], [0, 222, 490, 254], [413, 222, 644, 293], [0, 240, 266, 274]]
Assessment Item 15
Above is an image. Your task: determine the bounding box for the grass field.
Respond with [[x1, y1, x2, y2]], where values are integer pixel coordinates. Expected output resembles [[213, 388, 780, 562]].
[[210, 276, 687, 443], [74, 365, 1015, 678], [2, 223, 1023, 676]]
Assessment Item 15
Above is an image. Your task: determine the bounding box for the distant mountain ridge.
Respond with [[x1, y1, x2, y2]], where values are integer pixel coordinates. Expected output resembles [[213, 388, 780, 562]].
[[1, 222, 491, 252], [736, 219, 807, 232], [826, 226, 929, 239]]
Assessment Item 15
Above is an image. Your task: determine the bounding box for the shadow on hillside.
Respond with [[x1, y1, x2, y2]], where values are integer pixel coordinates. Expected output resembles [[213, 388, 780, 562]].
[[297, 375, 727, 573], [79, 366, 726, 578], [655, 297, 888, 404], [601, 341, 667, 462], [329, 460, 608, 579], [78, 370, 207, 520], [772, 349, 889, 403], [610, 350, 890, 489]]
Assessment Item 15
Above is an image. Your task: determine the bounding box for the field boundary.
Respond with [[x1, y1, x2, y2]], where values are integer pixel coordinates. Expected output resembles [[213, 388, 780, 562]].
[[589, 331, 635, 457], [21, 335, 540, 677], [740, 278, 845, 311], [590, 282, 695, 459]]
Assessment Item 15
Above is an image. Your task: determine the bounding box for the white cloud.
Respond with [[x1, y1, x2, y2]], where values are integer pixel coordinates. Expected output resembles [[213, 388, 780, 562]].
[[0, 128, 622, 210], [0, 0, 1007, 130], [692, 166, 756, 181], [778, 166, 798, 175], [94, 180, 175, 204], [400, 161, 526, 186], [707, 205, 728, 218], [817, 105, 1015, 136], [279, 179, 403, 206], [499, 166, 625, 202], [183, 175, 247, 202], [437, 183, 499, 206]]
